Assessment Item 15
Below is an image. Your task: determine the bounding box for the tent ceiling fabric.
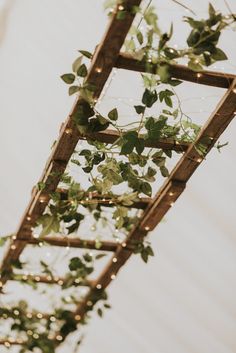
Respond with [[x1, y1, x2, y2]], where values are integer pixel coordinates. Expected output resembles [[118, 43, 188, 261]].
[[0, 1, 236, 352]]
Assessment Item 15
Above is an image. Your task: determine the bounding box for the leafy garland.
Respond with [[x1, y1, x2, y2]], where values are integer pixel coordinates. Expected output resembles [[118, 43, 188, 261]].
[[1, 1, 235, 352]]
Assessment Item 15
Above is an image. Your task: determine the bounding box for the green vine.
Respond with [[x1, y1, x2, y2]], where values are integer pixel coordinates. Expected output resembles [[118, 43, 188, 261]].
[[1, 1, 235, 351]]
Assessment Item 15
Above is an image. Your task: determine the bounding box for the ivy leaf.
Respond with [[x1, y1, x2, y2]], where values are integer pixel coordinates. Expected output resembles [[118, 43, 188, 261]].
[[72, 101, 94, 126], [208, 3, 216, 17], [37, 181, 46, 191], [120, 131, 137, 155], [69, 85, 80, 96], [72, 56, 83, 73], [188, 59, 203, 72], [156, 64, 171, 83], [78, 50, 93, 59], [69, 257, 83, 271], [66, 213, 84, 234], [61, 73, 75, 84], [97, 308, 103, 317], [160, 165, 169, 177], [95, 253, 107, 260], [142, 89, 158, 108], [141, 182, 152, 196], [77, 64, 88, 77], [108, 108, 118, 121], [159, 89, 174, 107], [38, 214, 60, 237], [137, 30, 143, 44], [134, 105, 145, 114], [212, 48, 228, 61], [135, 138, 145, 155]]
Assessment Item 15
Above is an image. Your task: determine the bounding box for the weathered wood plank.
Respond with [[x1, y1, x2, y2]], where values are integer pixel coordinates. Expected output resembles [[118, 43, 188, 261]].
[[73, 79, 236, 321], [0, 0, 142, 285], [78, 129, 190, 152], [116, 53, 236, 89]]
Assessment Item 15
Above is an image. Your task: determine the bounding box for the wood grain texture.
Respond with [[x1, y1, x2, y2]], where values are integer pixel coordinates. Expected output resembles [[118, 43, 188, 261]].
[[116, 53, 236, 89], [78, 129, 190, 152], [72, 80, 236, 323], [0, 0, 142, 285], [25, 237, 121, 252]]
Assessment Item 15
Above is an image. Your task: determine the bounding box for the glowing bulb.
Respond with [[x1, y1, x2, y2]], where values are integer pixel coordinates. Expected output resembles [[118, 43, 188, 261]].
[[121, 242, 126, 247], [58, 280, 64, 286], [87, 301, 93, 307], [144, 226, 150, 231], [4, 342, 11, 348], [95, 67, 102, 73], [118, 5, 124, 10], [10, 244, 16, 250], [111, 274, 116, 280], [39, 196, 47, 203], [169, 192, 174, 196], [37, 313, 43, 319], [56, 335, 63, 341], [65, 127, 73, 134], [96, 284, 102, 289], [75, 314, 81, 321], [197, 73, 202, 78], [233, 88, 236, 94], [112, 257, 118, 263]]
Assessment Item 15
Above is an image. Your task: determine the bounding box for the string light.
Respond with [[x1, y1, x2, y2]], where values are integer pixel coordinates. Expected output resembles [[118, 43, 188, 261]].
[[196, 73, 202, 78], [4, 342, 11, 348], [112, 257, 118, 263], [26, 216, 31, 221], [168, 191, 174, 196], [75, 314, 81, 321], [118, 5, 124, 10], [39, 195, 47, 203], [121, 242, 126, 247], [10, 244, 16, 250], [65, 128, 73, 135], [95, 67, 102, 73], [96, 284, 102, 289], [56, 335, 63, 341], [144, 226, 150, 231], [111, 274, 116, 280]]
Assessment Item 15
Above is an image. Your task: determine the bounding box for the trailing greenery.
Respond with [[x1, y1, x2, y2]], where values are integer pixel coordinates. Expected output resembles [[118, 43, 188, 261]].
[[1, 1, 235, 351]]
